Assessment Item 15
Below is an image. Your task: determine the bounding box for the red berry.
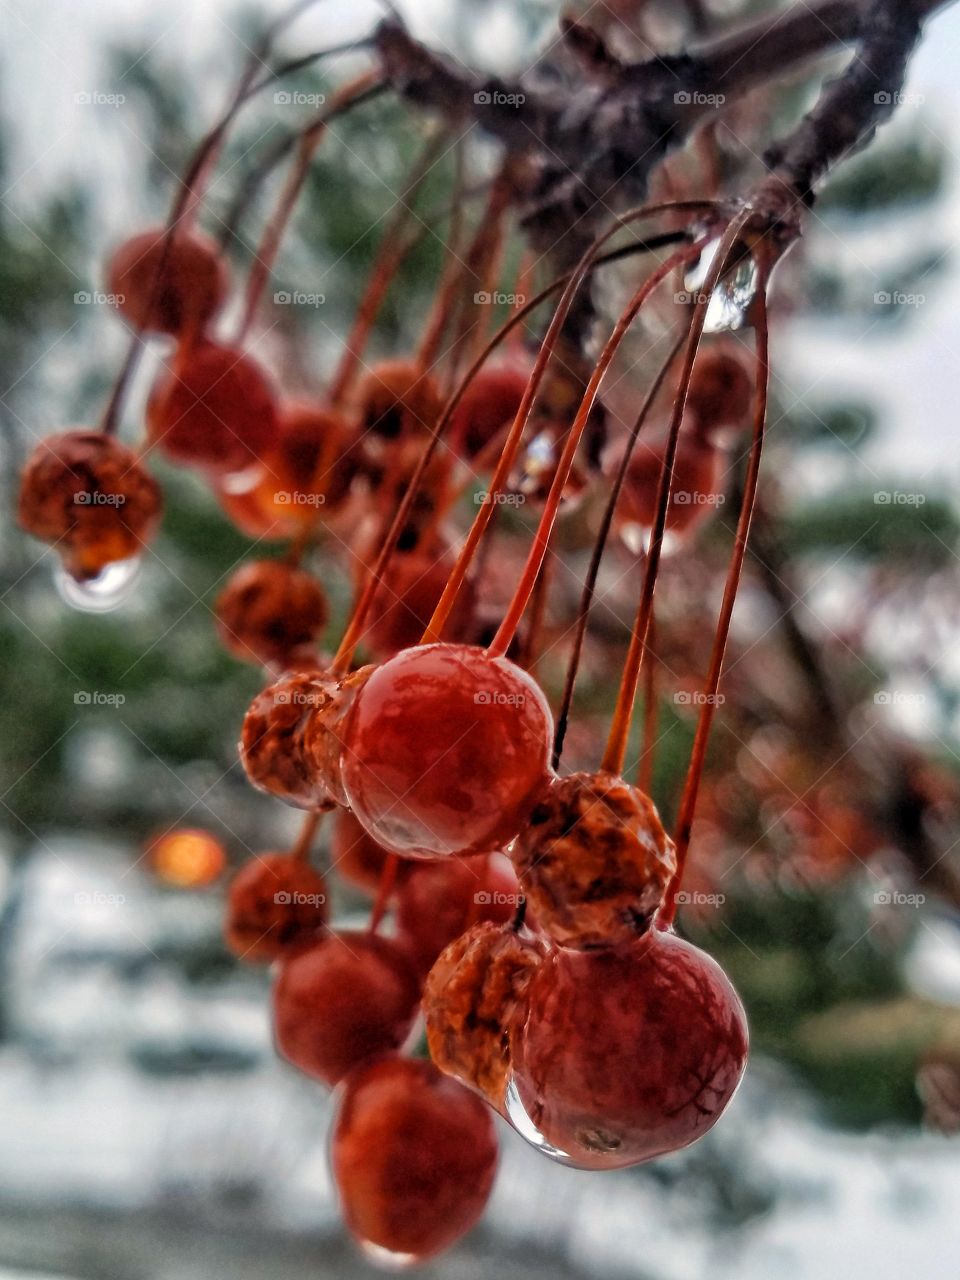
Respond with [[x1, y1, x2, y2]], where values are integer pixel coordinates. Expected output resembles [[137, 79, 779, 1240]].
[[424, 920, 545, 1107], [147, 341, 278, 475], [687, 343, 753, 432], [224, 852, 328, 962], [396, 853, 519, 973], [105, 225, 229, 338], [329, 808, 395, 895], [358, 540, 476, 661], [604, 428, 722, 537], [272, 932, 421, 1085], [240, 666, 373, 809], [511, 771, 676, 949], [215, 559, 328, 666], [331, 1056, 498, 1263], [17, 430, 162, 580], [507, 930, 748, 1168], [341, 643, 554, 858], [449, 362, 528, 460], [355, 359, 442, 440]]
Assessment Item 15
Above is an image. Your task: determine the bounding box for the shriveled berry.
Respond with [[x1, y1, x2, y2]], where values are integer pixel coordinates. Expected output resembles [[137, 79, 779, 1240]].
[[355, 359, 442, 440], [511, 771, 676, 949], [341, 643, 554, 858], [331, 1056, 498, 1263], [215, 560, 328, 666], [425, 920, 545, 1107], [224, 852, 328, 962], [147, 341, 278, 475], [105, 225, 229, 337], [396, 854, 520, 973], [507, 930, 748, 1168], [273, 932, 421, 1085], [17, 430, 162, 580]]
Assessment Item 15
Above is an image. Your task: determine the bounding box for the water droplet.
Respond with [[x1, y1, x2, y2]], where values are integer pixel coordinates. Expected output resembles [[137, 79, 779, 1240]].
[[510, 430, 585, 509], [504, 1075, 577, 1166], [54, 556, 142, 613], [684, 238, 758, 333]]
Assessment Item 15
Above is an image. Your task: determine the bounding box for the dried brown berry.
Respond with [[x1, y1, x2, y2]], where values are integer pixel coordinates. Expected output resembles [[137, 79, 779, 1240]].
[[215, 559, 328, 666], [225, 852, 328, 961], [510, 771, 676, 949]]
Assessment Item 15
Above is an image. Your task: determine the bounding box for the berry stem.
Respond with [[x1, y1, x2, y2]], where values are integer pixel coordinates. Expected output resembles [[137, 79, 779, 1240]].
[[236, 73, 386, 344], [552, 333, 684, 768], [662, 268, 771, 927], [637, 614, 658, 794], [424, 202, 718, 646], [368, 854, 400, 935], [291, 809, 324, 861], [486, 236, 707, 662], [600, 209, 752, 777], [328, 128, 452, 406]]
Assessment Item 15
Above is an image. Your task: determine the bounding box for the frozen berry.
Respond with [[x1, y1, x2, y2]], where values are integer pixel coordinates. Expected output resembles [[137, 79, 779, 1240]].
[[215, 559, 328, 666], [396, 853, 520, 973], [224, 852, 328, 961]]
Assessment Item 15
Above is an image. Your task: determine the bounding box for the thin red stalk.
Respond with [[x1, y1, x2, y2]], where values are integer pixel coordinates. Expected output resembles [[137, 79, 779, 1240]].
[[552, 334, 684, 769], [328, 129, 451, 405], [661, 275, 771, 927], [291, 809, 323, 860], [329, 227, 700, 672], [236, 72, 384, 343], [368, 854, 400, 934], [424, 200, 720, 646], [637, 614, 658, 793], [601, 209, 752, 776], [487, 238, 707, 661]]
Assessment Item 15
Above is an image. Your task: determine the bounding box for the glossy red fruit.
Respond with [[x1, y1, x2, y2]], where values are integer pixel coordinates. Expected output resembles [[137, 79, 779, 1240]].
[[396, 853, 520, 974], [224, 853, 328, 962], [424, 920, 545, 1107], [511, 771, 676, 949], [17, 430, 162, 579], [147, 341, 278, 475], [331, 1056, 498, 1264], [341, 643, 554, 858], [105, 225, 229, 338], [329, 808, 395, 895], [355, 359, 442, 439], [272, 932, 420, 1085], [215, 560, 328, 666], [604, 428, 722, 537], [449, 363, 528, 460], [507, 930, 748, 1168], [687, 343, 753, 433], [240, 666, 372, 810]]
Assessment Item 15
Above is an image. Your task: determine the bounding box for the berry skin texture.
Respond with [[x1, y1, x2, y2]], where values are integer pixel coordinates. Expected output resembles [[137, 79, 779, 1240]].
[[508, 929, 748, 1169], [147, 341, 278, 475], [341, 643, 555, 859], [331, 1056, 498, 1263], [396, 853, 520, 974], [224, 853, 328, 962], [215, 560, 328, 666], [511, 771, 677, 950], [355, 359, 442, 440], [240, 666, 373, 810], [17, 430, 162, 580], [424, 920, 545, 1107], [272, 932, 421, 1086], [105, 226, 229, 338]]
